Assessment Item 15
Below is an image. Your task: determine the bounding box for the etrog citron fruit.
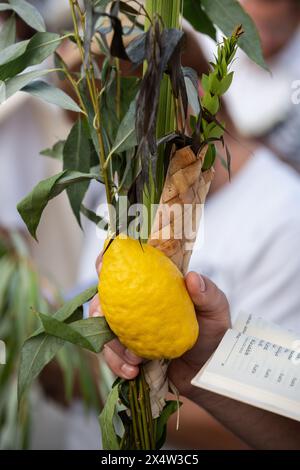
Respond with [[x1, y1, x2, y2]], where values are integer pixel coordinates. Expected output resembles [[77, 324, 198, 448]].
[[99, 236, 199, 359]]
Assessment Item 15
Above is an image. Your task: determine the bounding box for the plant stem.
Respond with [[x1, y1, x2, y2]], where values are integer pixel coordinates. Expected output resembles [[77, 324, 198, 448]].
[[69, 0, 114, 228], [132, 380, 146, 449], [141, 367, 155, 449], [139, 376, 151, 450], [129, 382, 141, 449], [115, 58, 121, 121]]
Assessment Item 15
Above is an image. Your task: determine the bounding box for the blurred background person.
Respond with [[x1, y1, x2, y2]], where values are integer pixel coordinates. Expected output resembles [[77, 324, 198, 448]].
[[167, 1, 300, 448], [193, 0, 300, 171]]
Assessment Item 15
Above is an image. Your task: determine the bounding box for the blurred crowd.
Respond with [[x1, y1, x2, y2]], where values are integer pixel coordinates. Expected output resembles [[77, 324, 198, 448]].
[[0, 0, 300, 450]]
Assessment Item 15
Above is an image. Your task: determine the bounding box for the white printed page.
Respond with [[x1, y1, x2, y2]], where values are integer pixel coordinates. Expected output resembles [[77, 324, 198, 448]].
[[192, 329, 300, 421], [234, 312, 300, 350]]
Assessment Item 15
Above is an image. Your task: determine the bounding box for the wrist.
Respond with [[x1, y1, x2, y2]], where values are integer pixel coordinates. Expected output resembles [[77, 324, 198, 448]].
[[186, 385, 227, 411]]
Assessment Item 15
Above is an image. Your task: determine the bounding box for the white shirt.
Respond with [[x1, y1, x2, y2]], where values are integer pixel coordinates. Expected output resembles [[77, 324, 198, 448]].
[[189, 147, 300, 333]]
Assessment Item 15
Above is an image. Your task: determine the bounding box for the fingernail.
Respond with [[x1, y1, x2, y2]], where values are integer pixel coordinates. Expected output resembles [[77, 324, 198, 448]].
[[198, 274, 206, 292], [125, 349, 140, 363], [121, 363, 136, 377]]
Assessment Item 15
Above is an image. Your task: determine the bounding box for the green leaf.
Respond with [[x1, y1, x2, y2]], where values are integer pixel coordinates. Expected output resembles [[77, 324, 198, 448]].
[[218, 71, 234, 95], [0, 0, 46, 32], [54, 51, 68, 81], [63, 119, 91, 226], [209, 72, 222, 95], [80, 204, 109, 230], [0, 80, 6, 104], [110, 99, 137, 156], [18, 285, 98, 402], [201, 74, 210, 93], [94, 0, 111, 10], [49, 285, 98, 324], [183, 0, 216, 40], [17, 170, 99, 239], [0, 32, 61, 81], [202, 92, 219, 115], [56, 347, 76, 402], [5, 69, 55, 99], [203, 144, 217, 170], [22, 80, 82, 112], [17, 171, 65, 240], [40, 140, 65, 160], [38, 314, 114, 353], [0, 40, 28, 67], [99, 383, 120, 450], [51, 171, 100, 198], [0, 14, 16, 49], [203, 121, 224, 140], [156, 400, 182, 449], [201, 0, 267, 70], [18, 334, 64, 404]]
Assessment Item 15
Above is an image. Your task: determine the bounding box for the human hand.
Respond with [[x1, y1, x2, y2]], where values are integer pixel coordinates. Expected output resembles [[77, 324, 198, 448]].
[[89, 254, 230, 401]]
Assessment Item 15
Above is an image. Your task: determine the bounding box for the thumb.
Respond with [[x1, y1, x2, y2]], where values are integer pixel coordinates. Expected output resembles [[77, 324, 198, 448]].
[[185, 271, 229, 319]]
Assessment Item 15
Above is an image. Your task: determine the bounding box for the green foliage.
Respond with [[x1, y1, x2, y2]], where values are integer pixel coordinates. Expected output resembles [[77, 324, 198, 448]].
[[0, 233, 52, 448], [63, 119, 93, 226], [18, 285, 98, 402], [184, 0, 267, 70], [17, 170, 100, 240], [0, 32, 61, 81], [198, 27, 242, 172], [5, 69, 56, 99], [40, 141, 65, 160], [0, 14, 16, 49], [99, 383, 120, 450], [201, 0, 267, 70], [22, 81, 82, 112], [202, 92, 219, 115], [0, 0, 46, 32], [39, 315, 115, 353], [155, 400, 182, 449], [80, 204, 109, 229], [109, 98, 137, 157], [183, 0, 216, 40], [203, 144, 217, 170], [0, 40, 29, 67]]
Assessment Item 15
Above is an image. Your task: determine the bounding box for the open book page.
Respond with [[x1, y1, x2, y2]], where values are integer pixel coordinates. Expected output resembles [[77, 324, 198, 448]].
[[192, 325, 300, 422], [234, 312, 300, 349]]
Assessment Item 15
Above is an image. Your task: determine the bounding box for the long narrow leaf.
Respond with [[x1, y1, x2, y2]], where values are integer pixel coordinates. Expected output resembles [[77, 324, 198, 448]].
[[17, 170, 99, 239], [63, 120, 92, 226], [38, 315, 114, 353], [0, 0, 46, 32], [18, 285, 98, 402], [0, 14, 16, 49], [0, 32, 61, 81], [99, 384, 120, 450], [22, 80, 82, 112], [5, 69, 56, 99]]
